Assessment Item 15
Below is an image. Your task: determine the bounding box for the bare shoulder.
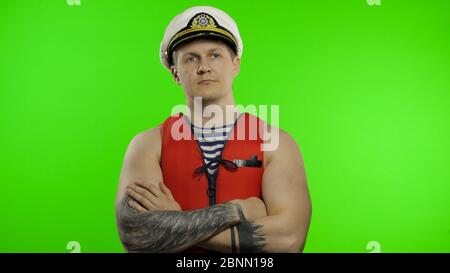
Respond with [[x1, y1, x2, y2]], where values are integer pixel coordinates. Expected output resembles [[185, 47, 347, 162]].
[[116, 127, 163, 205], [278, 128, 300, 150], [261, 124, 310, 223], [127, 127, 162, 159], [123, 126, 162, 174], [263, 125, 304, 168]]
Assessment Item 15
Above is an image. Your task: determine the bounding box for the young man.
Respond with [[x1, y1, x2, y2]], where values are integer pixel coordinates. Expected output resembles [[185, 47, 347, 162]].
[[115, 6, 311, 253]]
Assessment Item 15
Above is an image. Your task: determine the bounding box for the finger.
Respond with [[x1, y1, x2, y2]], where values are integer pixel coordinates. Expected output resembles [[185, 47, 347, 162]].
[[128, 199, 147, 213], [159, 182, 175, 200], [132, 185, 165, 208], [135, 182, 164, 198], [133, 185, 163, 202], [126, 188, 155, 210]]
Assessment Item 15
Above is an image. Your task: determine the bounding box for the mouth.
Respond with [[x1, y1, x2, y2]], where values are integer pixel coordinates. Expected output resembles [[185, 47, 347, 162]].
[[198, 79, 217, 85]]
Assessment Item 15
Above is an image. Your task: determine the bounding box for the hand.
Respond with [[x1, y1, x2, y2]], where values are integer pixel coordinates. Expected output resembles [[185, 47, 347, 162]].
[[230, 197, 267, 221], [126, 181, 182, 212]]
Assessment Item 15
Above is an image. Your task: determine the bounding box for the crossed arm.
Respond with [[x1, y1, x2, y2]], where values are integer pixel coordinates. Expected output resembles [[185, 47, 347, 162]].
[[115, 127, 311, 253], [117, 190, 268, 252]]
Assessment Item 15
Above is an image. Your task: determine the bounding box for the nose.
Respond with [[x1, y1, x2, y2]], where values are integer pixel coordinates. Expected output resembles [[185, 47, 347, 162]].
[[197, 60, 211, 74]]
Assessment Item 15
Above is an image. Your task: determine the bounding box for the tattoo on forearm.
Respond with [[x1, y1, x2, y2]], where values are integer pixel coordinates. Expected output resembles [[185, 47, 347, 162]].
[[116, 196, 242, 253], [235, 208, 268, 253]]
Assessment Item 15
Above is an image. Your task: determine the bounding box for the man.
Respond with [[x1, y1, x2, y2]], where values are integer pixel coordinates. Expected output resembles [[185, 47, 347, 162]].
[[115, 6, 311, 253]]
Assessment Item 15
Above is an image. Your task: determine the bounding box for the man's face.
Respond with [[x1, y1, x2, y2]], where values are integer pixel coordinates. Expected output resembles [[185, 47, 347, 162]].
[[170, 39, 240, 102]]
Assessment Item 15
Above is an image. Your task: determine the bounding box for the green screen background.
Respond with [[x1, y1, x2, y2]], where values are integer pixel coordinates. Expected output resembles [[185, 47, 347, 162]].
[[1, 0, 449, 253]]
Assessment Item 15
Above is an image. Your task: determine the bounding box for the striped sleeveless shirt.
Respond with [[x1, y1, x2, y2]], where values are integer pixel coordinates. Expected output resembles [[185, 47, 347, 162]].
[[183, 113, 242, 176]]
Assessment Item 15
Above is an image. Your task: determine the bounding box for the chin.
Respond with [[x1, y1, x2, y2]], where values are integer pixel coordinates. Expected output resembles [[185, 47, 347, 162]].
[[192, 88, 221, 101]]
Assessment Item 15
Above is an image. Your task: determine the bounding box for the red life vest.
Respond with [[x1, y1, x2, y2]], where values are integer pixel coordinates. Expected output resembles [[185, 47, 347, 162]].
[[160, 112, 265, 211]]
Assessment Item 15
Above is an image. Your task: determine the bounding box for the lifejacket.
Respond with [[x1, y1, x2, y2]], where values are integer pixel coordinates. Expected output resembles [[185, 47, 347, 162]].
[[160, 112, 265, 210]]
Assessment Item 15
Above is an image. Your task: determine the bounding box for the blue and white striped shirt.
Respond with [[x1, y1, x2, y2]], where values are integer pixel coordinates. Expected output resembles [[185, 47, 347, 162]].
[[184, 114, 241, 175]]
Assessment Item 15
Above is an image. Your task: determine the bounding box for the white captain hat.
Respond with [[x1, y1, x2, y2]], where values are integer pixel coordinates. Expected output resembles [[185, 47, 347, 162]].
[[160, 6, 243, 70]]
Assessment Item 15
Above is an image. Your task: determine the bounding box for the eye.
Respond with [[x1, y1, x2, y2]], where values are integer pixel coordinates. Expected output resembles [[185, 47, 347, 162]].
[[186, 56, 197, 63], [211, 53, 221, 59]]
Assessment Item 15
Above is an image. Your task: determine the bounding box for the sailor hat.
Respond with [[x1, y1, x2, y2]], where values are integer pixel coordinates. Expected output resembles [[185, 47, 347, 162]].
[[160, 6, 243, 70]]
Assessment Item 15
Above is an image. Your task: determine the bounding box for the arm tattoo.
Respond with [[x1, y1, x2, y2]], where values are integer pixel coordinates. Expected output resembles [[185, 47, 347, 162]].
[[116, 196, 242, 253], [235, 208, 268, 253]]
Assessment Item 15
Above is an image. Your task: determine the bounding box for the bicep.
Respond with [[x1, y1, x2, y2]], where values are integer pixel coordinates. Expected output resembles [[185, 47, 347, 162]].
[[116, 127, 163, 207], [261, 132, 311, 235]]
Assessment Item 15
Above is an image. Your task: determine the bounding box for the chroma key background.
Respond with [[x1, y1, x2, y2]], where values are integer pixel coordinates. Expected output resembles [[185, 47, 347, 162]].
[[0, 0, 449, 252]]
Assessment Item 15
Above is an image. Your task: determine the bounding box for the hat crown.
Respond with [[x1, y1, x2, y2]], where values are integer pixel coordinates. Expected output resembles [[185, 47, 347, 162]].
[[160, 6, 243, 70]]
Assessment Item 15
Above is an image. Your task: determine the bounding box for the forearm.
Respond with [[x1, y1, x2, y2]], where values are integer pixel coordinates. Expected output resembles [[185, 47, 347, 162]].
[[197, 207, 266, 253], [116, 196, 243, 253], [197, 213, 306, 253]]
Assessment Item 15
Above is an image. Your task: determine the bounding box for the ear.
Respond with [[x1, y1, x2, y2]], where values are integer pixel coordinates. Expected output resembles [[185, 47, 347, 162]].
[[232, 56, 241, 77], [170, 65, 181, 85]]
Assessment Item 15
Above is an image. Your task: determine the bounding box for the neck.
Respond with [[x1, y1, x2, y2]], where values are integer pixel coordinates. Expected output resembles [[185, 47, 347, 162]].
[[185, 91, 240, 128]]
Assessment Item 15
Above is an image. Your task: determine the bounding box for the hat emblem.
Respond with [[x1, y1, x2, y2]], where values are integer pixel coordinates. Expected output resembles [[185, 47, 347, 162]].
[[191, 13, 216, 28]]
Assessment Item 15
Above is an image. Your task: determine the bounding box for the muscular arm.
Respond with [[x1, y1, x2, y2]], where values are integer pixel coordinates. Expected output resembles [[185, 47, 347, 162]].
[[115, 128, 254, 252], [116, 195, 243, 252], [116, 127, 311, 253], [197, 130, 312, 253]]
